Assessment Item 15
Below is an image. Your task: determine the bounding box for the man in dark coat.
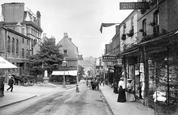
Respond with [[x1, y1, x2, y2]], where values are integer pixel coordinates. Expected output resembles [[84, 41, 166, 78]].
[[0, 76, 5, 97], [7, 76, 14, 92]]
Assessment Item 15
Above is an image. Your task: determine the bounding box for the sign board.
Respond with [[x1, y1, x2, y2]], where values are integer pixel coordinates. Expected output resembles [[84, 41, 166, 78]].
[[117, 59, 122, 65], [102, 56, 118, 62], [120, 2, 149, 10]]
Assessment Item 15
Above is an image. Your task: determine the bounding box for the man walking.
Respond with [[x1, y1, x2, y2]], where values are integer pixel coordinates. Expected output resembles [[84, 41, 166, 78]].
[[7, 75, 14, 92]]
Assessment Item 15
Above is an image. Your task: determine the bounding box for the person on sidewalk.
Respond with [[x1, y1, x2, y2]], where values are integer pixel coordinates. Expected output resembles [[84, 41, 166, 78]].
[[7, 75, 14, 92], [117, 77, 126, 102], [0, 76, 5, 97], [126, 79, 135, 102], [113, 81, 118, 94]]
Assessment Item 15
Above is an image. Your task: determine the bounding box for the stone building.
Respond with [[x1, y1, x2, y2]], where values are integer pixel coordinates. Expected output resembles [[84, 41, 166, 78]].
[[0, 2, 43, 77]]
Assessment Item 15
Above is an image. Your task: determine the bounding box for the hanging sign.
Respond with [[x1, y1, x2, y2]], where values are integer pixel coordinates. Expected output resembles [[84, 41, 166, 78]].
[[120, 2, 149, 10], [102, 56, 118, 62]]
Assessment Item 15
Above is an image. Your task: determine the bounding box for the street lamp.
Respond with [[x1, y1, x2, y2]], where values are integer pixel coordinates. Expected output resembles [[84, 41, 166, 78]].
[[62, 60, 67, 88]]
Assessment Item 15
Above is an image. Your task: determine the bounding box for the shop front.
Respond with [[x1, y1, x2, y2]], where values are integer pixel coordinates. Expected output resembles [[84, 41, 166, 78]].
[[122, 45, 143, 100], [140, 31, 178, 114]]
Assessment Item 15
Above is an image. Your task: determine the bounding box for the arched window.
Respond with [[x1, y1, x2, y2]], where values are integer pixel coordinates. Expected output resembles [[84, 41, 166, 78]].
[[12, 37, 15, 54], [16, 39, 19, 55], [7, 36, 10, 53]]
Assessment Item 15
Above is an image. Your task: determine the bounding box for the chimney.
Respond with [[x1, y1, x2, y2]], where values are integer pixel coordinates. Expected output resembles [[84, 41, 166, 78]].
[[64, 33, 68, 38], [36, 11, 41, 27], [115, 25, 120, 34]]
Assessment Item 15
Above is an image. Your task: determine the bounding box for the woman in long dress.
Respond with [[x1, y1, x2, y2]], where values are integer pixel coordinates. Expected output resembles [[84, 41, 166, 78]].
[[117, 78, 126, 102], [126, 79, 135, 102]]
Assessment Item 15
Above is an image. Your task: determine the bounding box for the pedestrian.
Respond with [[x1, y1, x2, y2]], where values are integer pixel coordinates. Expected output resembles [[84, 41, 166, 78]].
[[0, 76, 5, 97], [102, 80, 105, 86], [126, 79, 135, 102], [7, 75, 14, 92], [113, 81, 118, 94], [91, 78, 95, 90], [117, 77, 126, 102]]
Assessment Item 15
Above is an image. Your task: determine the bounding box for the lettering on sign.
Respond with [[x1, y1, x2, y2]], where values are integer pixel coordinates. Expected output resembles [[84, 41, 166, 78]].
[[102, 56, 118, 62], [120, 2, 149, 10]]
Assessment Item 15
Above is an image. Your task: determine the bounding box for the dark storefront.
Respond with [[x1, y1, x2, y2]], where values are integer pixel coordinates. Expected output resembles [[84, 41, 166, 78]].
[[122, 30, 178, 114], [140, 31, 178, 114]]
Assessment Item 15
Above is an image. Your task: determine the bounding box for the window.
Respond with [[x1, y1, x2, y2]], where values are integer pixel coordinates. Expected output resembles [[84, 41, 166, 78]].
[[16, 39, 19, 55], [153, 10, 159, 37], [27, 39, 29, 45], [12, 38, 15, 54], [64, 49, 68, 57], [142, 19, 147, 36], [131, 17, 134, 33], [22, 48, 24, 58], [26, 49, 30, 58], [22, 38, 24, 43], [7, 36, 10, 53]]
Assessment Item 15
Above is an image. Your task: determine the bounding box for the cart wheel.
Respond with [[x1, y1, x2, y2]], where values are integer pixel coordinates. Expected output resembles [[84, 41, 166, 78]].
[[22, 77, 29, 86], [29, 79, 35, 86]]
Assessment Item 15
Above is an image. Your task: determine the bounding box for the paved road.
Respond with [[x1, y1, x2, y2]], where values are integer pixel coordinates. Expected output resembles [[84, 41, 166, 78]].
[[0, 83, 113, 115]]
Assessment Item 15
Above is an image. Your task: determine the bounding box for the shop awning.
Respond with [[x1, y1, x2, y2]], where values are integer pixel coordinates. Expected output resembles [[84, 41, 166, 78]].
[[52, 70, 77, 76], [0, 56, 18, 69]]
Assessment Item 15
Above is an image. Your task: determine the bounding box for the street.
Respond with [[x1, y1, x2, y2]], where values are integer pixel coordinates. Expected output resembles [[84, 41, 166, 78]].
[[0, 83, 113, 115]]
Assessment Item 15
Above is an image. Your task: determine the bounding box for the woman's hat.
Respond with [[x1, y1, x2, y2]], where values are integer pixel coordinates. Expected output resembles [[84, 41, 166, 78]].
[[120, 77, 124, 80], [127, 79, 132, 81]]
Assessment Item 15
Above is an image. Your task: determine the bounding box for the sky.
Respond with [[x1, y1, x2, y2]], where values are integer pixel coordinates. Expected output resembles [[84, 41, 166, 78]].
[[0, 0, 136, 58]]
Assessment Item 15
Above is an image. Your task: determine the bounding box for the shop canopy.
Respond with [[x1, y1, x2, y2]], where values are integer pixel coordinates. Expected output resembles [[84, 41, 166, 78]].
[[52, 70, 77, 76], [0, 56, 18, 69]]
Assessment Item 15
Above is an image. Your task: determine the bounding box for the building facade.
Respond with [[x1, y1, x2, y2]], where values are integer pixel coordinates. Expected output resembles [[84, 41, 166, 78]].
[[103, 0, 178, 114], [0, 2, 43, 78], [51, 33, 79, 84]]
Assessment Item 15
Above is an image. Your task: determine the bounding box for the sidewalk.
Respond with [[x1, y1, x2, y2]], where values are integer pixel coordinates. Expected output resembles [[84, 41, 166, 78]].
[[100, 85, 155, 115], [0, 83, 76, 108]]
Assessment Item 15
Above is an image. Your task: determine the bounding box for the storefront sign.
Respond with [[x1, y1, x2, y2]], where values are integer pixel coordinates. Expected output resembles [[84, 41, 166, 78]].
[[102, 56, 118, 62], [120, 2, 149, 10], [117, 59, 122, 65]]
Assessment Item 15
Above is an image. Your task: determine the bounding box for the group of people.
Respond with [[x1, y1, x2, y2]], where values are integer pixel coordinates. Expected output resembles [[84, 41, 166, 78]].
[[117, 77, 135, 102], [90, 78, 100, 90]]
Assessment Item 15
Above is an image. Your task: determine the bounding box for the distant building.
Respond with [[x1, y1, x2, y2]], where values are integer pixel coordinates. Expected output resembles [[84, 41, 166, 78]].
[[0, 2, 43, 77], [51, 33, 81, 84]]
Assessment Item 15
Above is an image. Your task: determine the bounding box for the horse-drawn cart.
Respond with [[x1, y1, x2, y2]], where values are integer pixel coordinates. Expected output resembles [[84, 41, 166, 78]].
[[12, 75, 35, 86]]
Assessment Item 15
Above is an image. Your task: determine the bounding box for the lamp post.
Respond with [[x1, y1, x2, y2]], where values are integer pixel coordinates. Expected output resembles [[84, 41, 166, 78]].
[[62, 60, 67, 88]]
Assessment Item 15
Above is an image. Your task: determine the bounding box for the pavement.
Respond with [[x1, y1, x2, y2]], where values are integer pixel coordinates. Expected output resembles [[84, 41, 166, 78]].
[[100, 85, 155, 115], [0, 83, 76, 108], [0, 82, 155, 115]]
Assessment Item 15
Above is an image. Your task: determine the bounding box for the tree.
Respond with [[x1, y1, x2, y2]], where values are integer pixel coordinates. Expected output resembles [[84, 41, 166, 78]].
[[28, 38, 63, 77]]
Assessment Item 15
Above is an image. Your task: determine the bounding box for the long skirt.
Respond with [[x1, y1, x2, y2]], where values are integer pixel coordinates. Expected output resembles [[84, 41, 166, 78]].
[[117, 86, 126, 102], [126, 92, 135, 102]]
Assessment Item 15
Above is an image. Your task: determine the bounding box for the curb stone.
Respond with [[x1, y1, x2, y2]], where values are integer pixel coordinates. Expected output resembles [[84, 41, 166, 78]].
[[0, 95, 37, 109]]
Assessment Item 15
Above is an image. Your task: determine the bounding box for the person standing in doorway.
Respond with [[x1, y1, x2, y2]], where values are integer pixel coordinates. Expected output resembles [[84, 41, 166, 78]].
[[7, 75, 14, 92], [117, 77, 126, 102], [126, 79, 135, 102]]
